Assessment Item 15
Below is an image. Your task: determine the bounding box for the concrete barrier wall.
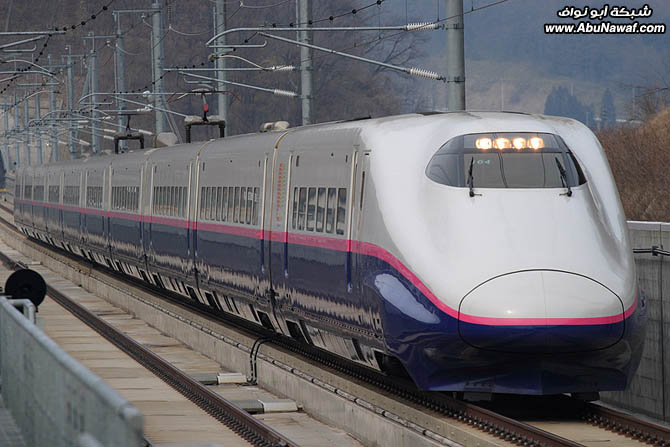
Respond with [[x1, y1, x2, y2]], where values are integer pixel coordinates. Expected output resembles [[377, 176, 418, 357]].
[[0, 296, 144, 447], [602, 221, 670, 421]]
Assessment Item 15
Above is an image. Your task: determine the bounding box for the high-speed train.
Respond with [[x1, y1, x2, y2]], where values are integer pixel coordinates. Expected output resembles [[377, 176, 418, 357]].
[[13, 112, 647, 395]]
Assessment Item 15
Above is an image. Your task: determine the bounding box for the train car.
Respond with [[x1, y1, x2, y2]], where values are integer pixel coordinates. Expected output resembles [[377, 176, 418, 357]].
[[14, 112, 647, 395]]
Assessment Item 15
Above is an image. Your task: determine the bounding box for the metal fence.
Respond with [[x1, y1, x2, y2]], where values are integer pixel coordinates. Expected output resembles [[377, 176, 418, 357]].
[[0, 296, 144, 447], [602, 221, 670, 421]]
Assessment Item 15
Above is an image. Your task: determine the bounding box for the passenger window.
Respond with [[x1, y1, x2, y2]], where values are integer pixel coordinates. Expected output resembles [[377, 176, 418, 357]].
[[240, 187, 247, 224], [178, 187, 184, 217], [233, 186, 240, 223], [216, 187, 223, 221], [316, 188, 326, 232], [200, 187, 206, 219], [221, 187, 228, 221], [292, 187, 299, 230], [298, 187, 307, 230], [336, 188, 347, 235], [326, 188, 336, 234], [209, 187, 215, 220], [360, 171, 366, 210], [172, 187, 177, 216], [306, 187, 316, 231], [252, 187, 260, 225], [246, 188, 253, 224], [227, 187, 234, 221]]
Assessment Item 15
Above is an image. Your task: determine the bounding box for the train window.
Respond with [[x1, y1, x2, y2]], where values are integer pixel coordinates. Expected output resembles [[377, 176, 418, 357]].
[[216, 187, 223, 221], [221, 187, 228, 221], [292, 187, 299, 229], [176, 187, 181, 217], [298, 187, 307, 230], [426, 132, 587, 189], [306, 187, 316, 231], [212, 187, 219, 220], [359, 171, 366, 210], [203, 187, 210, 220], [199, 187, 206, 219], [227, 187, 234, 221], [87, 186, 103, 208], [166, 187, 172, 216], [64, 185, 79, 206], [326, 188, 336, 234], [316, 188, 326, 232], [181, 187, 187, 217], [336, 188, 347, 235], [164, 186, 169, 215], [233, 187, 240, 223], [172, 187, 177, 216], [240, 187, 247, 224], [209, 187, 215, 220], [48, 186, 59, 203], [246, 188, 253, 224], [252, 187, 260, 225], [34, 185, 44, 202]]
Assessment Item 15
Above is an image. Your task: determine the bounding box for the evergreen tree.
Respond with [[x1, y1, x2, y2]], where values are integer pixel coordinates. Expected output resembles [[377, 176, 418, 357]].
[[544, 86, 596, 129], [600, 88, 617, 129]]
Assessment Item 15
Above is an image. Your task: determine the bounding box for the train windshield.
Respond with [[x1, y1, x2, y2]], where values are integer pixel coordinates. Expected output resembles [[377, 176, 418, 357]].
[[426, 132, 586, 189]]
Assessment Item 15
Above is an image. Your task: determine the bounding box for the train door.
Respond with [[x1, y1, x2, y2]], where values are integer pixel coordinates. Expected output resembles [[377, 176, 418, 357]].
[[348, 149, 381, 337], [266, 141, 292, 332], [188, 159, 199, 285], [143, 164, 155, 267]]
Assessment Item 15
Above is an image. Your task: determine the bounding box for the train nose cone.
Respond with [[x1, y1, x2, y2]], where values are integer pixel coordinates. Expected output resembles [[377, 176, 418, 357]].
[[457, 271, 625, 354]]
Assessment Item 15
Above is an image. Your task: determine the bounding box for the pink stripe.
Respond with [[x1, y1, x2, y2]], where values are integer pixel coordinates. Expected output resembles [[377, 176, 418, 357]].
[[458, 297, 637, 326]]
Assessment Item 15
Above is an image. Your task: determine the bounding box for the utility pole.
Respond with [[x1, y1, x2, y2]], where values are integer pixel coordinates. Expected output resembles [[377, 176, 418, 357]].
[[48, 54, 58, 161], [14, 91, 19, 168], [297, 0, 313, 125], [151, 0, 166, 134], [35, 90, 42, 164], [23, 93, 30, 166], [214, 0, 228, 131], [2, 105, 11, 171], [445, 0, 465, 111], [87, 32, 100, 154], [114, 12, 127, 150], [65, 46, 78, 159]]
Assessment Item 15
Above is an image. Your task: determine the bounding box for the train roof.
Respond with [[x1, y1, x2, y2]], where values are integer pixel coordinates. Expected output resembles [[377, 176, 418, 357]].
[[23, 111, 584, 171]]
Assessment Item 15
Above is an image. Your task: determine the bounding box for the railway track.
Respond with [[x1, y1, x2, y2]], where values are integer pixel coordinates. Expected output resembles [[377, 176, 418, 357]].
[[1, 199, 668, 447]]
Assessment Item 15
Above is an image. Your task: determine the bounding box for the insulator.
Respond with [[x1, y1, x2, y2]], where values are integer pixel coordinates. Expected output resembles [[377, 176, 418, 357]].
[[273, 89, 298, 98], [408, 67, 442, 81], [405, 22, 440, 31], [271, 65, 296, 72]]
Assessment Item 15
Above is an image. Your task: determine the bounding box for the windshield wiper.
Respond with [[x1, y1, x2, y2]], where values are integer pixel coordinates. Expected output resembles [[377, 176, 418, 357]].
[[555, 158, 573, 197], [467, 157, 476, 197]]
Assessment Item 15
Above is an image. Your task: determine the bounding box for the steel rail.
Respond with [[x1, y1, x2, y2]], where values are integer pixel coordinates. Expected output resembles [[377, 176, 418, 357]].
[[582, 402, 669, 446], [2, 201, 668, 446]]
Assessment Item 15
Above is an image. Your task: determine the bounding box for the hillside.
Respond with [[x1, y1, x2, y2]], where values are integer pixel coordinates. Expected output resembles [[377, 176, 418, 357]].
[[598, 108, 670, 221]]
